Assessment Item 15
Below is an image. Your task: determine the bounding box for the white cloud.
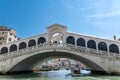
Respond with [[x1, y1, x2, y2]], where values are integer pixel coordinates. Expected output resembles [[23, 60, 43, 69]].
[[88, 10, 120, 18], [60, 0, 87, 13], [60, 0, 120, 40], [87, 0, 120, 18]]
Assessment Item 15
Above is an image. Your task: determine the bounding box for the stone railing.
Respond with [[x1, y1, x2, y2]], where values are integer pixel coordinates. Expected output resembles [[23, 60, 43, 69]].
[[0, 43, 119, 62]]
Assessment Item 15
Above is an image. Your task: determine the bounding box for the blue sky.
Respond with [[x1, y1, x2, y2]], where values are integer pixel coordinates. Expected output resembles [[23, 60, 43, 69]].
[[0, 0, 120, 40]]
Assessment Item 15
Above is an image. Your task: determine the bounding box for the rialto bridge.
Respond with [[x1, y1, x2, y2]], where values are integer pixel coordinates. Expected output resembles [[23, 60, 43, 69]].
[[0, 24, 120, 74]]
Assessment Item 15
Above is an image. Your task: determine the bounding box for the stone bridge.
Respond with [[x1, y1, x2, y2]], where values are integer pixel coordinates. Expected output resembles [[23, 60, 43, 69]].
[[0, 24, 120, 74]]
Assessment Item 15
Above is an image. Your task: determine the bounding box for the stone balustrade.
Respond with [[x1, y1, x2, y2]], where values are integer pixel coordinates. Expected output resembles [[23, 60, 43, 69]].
[[0, 43, 119, 62]]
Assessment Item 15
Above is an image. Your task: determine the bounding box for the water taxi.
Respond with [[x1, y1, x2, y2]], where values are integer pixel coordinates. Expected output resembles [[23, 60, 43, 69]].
[[71, 68, 81, 77]]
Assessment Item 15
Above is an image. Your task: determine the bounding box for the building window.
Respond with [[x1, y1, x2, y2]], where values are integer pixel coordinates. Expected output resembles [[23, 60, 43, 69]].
[[0, 42, 2, 45], [14, 35, 17, 38], [10, 33, 12, 35], [9, 38, 11, 42], [2, 32, 4, 34], [0, 37, 4, 41], [0, 38, 2, 40]]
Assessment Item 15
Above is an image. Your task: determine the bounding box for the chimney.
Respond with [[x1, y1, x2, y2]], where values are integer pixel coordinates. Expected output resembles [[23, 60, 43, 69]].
[[113, 35, 116, 40]]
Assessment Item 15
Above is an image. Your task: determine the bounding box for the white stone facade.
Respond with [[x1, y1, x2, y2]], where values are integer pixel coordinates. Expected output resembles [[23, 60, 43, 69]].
[[0, 26, 18, 45]]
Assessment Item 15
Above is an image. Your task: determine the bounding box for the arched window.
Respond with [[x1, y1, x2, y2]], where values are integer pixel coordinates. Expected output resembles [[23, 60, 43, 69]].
[[10, 44, 17, 52], [87, 40, 96, 49], [19, 42, 27, 49], [98, 42, 107, 51], [38, 37, 46, 44], [77, 38, 85, 47], [1, 47, 8, 54], [109, 44, 119, 53], [28, 39, 36, 47], [66, 36, 75, 45]]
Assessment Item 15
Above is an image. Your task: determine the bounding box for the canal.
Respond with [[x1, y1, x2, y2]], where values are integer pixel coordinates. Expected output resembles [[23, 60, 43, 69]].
[[0, 70, 120, 80]]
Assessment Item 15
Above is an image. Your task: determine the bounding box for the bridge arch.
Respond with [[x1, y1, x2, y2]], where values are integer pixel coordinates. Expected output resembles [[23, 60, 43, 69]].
[[28, 39, 36, 47], [66, 36, 75, 45], [38, 37, 46, 44], [19, 42, 27, 49], [98, 42, 107, 51], [8, 50, 106, 73], [77, 38, 85, 47], [87, 40, 96, 49], [1, 47, 8, 54], [10, 44, 17, 52], [109, 44, 119, 53]]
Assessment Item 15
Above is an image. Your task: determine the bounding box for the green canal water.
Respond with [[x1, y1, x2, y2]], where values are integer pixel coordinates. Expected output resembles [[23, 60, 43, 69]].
[[0, 70, 120, 80]]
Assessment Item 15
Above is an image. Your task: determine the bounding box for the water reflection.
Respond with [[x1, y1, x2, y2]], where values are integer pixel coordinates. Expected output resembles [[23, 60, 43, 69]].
[[0, 70, 119, 80]]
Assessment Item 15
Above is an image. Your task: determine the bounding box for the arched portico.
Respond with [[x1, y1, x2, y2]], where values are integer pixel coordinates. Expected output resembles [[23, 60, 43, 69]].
[[66, 36, 75, 45], [19, 42, 27, 49], [10, 44, 17, 52], [87, 40, 96, 49], [1, 47, 8, 54], [109, 44, 119, 53]]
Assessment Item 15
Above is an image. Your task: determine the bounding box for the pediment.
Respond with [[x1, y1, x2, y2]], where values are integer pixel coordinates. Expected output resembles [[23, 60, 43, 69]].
[[47, 24, 67, 32]]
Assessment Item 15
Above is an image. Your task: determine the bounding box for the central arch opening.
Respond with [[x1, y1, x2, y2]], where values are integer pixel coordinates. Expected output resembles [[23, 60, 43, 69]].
[[50, 32, 63, 44], [8, 51, 107, 75]]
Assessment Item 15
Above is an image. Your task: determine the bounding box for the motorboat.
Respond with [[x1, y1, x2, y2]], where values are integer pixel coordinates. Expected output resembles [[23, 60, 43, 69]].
[[70, 66, 92, 77], [71, 68, 81, 77]]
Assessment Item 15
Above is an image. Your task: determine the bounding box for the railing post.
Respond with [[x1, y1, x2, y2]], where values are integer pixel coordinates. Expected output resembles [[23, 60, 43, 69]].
[[107, 45, 110, 56], [96, 42, 99, 54], [8, 46, 10, 54]]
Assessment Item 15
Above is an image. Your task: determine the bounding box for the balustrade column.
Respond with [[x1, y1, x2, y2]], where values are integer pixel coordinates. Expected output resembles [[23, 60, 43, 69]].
[[26, 41, 29, 52], [75, 38, 77, 48], [36, 39, 38, 48], [8, 47, 10, 53], [107, 44, 110, 55], [85, 40, 88, 50], [17, 44, 19, 53], [96, 42, 98, 53]]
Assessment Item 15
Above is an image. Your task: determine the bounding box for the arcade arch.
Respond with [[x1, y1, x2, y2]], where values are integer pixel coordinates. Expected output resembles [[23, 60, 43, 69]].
[[87, 40, 96, 49], [38, 37, 46, 44], [77, 38, 85, 47], [28, 39, 36, 47], [98, 42, 107, 51], [109, 44, 119, 53], [66, 36, 75, 45], [19, 42, 27, 49], [1, 47, 8, 54], [10, 44, 17, 52]]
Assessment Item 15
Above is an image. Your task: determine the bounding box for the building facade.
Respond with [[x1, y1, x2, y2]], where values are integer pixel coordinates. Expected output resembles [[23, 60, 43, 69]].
[[0, 26, 18, 45]]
